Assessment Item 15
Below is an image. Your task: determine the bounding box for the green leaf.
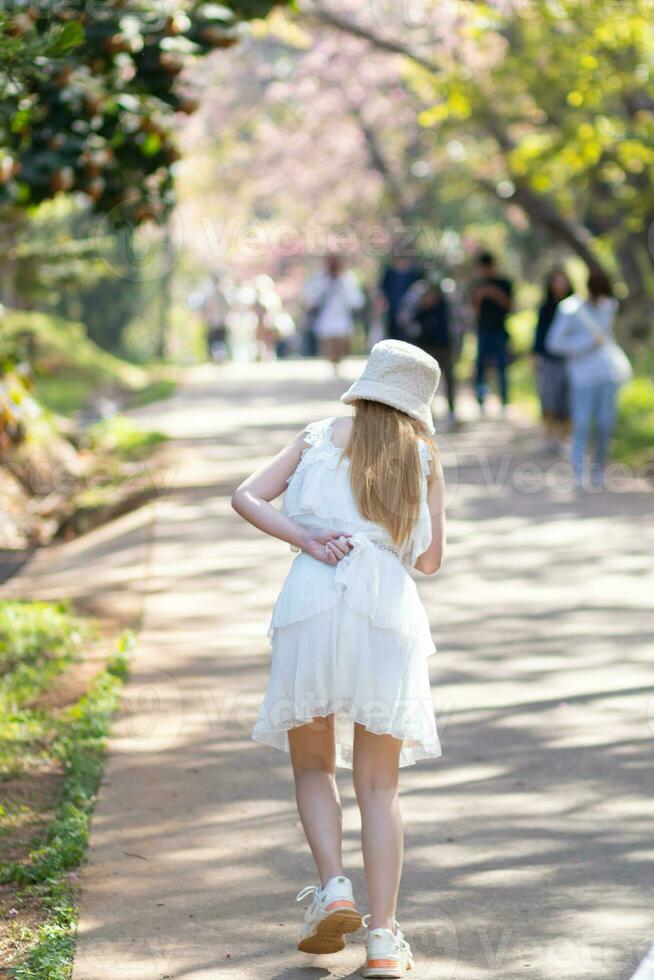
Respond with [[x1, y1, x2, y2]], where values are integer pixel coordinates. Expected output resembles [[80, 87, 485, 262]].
[[44, 21, 85, 58]]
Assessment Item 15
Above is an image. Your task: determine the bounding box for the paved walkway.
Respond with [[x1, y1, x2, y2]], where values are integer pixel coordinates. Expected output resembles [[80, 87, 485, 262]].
[[4, 361, 653, 979]]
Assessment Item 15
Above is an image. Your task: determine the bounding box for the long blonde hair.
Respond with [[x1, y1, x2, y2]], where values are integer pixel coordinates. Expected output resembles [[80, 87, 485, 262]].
[[344, 399, 437, 547]]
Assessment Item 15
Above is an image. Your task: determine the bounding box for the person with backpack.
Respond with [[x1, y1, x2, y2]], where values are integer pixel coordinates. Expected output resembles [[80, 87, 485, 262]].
[[546, 269, 631, 490], [378, 252, 424, 341], [399, 274, 458, 427]]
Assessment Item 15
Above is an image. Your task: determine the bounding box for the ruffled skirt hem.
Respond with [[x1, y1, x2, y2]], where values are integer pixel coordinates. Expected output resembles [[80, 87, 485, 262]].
[[251, 699, 442, 769], [256, 552, 441, 769]]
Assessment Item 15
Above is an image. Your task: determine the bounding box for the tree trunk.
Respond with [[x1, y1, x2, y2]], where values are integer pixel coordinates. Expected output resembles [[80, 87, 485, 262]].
[[350, 107, 415, 227], [477, 176, 603, 271]]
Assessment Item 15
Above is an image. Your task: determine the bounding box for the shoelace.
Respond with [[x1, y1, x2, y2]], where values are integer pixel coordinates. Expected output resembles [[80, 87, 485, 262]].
[[397, 931, 411, 956], [361, 916, 409, 955], [296, 884, 321, 904]]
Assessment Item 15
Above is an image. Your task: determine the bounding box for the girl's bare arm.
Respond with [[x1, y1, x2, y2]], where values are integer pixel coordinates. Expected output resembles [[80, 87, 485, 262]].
[[231, 430, 352, 566], [414, 455, 446, 575]]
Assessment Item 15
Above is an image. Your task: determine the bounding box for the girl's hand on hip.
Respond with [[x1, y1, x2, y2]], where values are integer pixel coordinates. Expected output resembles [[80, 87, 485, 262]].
[[303, 529, 352, 565]]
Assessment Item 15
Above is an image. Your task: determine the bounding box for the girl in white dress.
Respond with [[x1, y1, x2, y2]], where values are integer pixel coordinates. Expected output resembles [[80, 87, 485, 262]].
[[232, 340, 445, 978]]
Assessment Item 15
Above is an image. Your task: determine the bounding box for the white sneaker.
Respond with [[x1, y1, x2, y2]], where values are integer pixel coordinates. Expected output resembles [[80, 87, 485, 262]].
[[296, 875, 362, 954], [361, 916, 414, 978], [631, 943, 654, 979]]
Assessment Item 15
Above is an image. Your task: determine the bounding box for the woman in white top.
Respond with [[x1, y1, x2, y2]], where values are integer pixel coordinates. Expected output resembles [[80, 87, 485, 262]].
[[547, 269, 624, 489], [232, 341, 445, 978], [303, 255, 364, 374]]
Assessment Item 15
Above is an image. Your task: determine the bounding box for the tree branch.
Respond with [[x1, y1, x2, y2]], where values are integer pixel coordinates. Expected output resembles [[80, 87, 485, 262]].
[[477, 175, 602, 270], [350, 105, 415, 225], [298, 2, 441, 73], [299, 2, 610, 274]]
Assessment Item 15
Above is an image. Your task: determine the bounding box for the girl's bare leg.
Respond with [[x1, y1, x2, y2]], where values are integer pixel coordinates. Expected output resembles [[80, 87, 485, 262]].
[[289, 715, 344, 885], [352, 725, 403, 930]]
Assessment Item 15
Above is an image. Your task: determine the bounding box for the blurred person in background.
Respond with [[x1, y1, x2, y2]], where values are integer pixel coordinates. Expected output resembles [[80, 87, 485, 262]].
[[547, 269, 630, 490], [378, 251, 424, 341], [303, 255, 364, 376], [254, 298, 278, 361], [399, 273, 459, 428], [471, 251, 513, 413], [532, 268, 574, 454], [199, 272, 230, 364]]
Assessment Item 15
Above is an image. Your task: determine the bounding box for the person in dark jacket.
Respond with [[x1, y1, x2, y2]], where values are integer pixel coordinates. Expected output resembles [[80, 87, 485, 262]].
[[379, 255, 424, 341], [471, 251, 513, 412], [533, 268, 573, 452], [399, 275, 457, 425]]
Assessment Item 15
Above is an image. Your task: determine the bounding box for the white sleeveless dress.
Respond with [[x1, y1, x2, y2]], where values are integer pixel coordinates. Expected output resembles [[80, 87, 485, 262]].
[[252, 416, 441, 768]]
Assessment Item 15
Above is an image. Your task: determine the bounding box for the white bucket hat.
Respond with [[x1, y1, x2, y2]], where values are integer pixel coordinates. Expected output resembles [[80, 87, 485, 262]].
[[341, 339, 441, 434]]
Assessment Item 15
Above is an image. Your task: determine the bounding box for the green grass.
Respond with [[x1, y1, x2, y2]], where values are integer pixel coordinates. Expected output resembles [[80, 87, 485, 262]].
[[85, 414, 168, 463], [7, 651, 130, 980], [32, 375, 94, 417], [614, 377, 654, 468], [4, 310, 144, 394], [0, 605, 91, 779], [0, 601, 132, 978], [0, 603, 89, 682], [3, 310, 176, 418], [36, 374, 178, 418], [126, 377, 177, 409]]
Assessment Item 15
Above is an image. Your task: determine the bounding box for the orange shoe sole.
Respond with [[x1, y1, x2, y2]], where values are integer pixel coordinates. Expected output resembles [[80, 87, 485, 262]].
[[361, 958, 413, 978], [297, 906, 363, 954]]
